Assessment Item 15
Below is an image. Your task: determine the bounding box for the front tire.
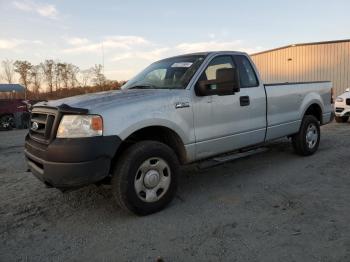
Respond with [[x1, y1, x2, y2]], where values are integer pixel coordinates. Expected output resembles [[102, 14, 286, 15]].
[[111, 141, 179, 215], [292, 115, 320, 156], [335, 116, 349, 123]]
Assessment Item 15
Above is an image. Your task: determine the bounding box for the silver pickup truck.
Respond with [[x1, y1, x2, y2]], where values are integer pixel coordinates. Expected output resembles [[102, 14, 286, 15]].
[[25, 51, 333, 215]]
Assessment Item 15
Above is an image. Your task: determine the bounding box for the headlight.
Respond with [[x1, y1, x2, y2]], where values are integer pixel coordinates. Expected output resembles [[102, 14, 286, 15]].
[[57, 115, 103, 138], [336, 97, 344, 102]]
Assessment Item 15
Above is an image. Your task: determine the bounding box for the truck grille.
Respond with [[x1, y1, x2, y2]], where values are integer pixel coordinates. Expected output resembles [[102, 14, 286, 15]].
[[29, 108, 58, 144], [346, 99, 350, 105], [336, 107, 344, 113]]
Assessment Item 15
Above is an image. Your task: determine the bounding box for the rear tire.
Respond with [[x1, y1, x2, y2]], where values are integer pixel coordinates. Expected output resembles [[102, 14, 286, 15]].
[[292, 115, 320, 156], [111, 141, 179, 215], [335, 116, 349, 123]]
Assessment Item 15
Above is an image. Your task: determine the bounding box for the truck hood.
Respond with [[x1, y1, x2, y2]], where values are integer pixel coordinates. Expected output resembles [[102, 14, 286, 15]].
[[35, 89, 186, 112], [337, 91, 350, 99]]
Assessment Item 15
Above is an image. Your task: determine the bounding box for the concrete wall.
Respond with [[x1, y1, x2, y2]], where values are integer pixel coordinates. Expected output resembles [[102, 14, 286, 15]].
[[250, 40, 350, 96]]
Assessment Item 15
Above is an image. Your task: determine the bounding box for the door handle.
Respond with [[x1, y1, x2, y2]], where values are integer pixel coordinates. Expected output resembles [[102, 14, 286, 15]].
[[240, 96, 250, 106]]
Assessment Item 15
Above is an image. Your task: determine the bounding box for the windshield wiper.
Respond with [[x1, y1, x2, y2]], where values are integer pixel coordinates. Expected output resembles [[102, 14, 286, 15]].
[[128, 85, 155, 89]]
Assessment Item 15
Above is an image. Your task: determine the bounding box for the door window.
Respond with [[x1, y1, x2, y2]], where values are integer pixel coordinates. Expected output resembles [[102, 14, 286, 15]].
[[234, 55, 259, 88], [202, 56, 235, 81], [198, 56, 235, 93]]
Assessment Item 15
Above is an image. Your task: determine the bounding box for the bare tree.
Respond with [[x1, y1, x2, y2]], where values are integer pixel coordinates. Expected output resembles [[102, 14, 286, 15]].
[[59, 63, 69, 89], [14, 60, 32, 99], [68, 64, 80, 88], [30, 65, 42, 95], [1, 58, 118, 98], [80, 67, 93, 87], [41, 60, 55, 93], [92, 64, 106, 88], [54, 62, 63, 91], [1, 59, 15, 84]]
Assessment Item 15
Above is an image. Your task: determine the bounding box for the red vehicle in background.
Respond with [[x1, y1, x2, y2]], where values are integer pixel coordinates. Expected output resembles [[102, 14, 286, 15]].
[[0, 99, 31, 130], [0, 84, 31, 130]]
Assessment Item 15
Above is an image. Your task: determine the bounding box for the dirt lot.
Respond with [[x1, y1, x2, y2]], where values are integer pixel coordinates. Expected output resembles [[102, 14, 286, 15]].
[[1, 122, 350, 262]]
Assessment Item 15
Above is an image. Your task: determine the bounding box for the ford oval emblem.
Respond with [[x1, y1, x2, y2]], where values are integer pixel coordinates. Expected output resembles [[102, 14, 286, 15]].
[[32, 122, 39, 131]]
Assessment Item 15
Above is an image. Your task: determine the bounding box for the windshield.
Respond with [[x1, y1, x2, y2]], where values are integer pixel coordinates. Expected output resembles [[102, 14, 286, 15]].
[[122, 55, 206, 90]]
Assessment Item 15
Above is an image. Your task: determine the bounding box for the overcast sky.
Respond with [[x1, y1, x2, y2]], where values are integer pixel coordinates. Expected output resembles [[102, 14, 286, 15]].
[[0, 0, 349, 80]]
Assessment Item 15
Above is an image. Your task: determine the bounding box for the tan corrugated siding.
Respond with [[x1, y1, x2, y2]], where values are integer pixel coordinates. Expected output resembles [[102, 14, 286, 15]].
[[251, 41, 350, 95], [346, 42, 350, 90]]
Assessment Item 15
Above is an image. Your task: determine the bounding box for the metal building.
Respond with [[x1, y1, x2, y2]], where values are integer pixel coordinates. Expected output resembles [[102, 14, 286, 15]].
[[250, 39, 350, 96]]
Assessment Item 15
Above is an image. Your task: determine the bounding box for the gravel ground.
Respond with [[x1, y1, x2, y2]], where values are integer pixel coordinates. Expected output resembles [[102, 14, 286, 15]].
[[1, 122, 350, 262]]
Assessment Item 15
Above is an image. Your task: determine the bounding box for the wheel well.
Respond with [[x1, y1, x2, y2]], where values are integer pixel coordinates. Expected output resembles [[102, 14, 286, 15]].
[[304, 104, 322, 123], [112, 126, 187, 166]]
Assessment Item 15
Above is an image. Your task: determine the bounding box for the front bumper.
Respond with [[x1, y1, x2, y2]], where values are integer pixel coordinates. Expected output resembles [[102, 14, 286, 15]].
[[25, 135, 121, 189], [334, 108, 350, 117], [334, 101, 350, 117]]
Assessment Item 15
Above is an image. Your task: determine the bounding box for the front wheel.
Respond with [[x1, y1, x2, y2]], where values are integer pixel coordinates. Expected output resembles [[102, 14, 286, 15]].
[[292, 115, 320, 156], [111, 141, 179, 215], [335, 116, 349, 123]]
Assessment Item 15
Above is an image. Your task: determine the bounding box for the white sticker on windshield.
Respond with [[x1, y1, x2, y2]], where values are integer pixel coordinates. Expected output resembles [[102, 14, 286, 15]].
[[171, 62, 193, 68]]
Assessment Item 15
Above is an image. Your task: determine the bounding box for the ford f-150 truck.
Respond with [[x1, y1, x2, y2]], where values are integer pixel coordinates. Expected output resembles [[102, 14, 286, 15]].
[[25, 51, 333, 215]]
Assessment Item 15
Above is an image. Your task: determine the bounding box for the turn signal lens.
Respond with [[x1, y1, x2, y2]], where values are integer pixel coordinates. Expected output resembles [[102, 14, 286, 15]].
[[91, 116, 103, 131]]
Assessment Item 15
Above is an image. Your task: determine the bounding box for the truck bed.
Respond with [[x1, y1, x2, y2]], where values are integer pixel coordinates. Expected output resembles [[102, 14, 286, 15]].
[[264, 81, 333, 141]]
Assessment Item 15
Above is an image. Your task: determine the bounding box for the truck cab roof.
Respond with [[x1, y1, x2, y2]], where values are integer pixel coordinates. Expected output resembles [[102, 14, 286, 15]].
[[161, 51, 248, 61]]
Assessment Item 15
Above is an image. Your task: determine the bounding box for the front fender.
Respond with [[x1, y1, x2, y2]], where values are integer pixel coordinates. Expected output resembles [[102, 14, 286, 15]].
[[116, 118, 191, 144]]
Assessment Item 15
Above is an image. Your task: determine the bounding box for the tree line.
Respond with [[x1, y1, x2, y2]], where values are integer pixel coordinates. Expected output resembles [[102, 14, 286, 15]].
[[0, 59, 124, 100]]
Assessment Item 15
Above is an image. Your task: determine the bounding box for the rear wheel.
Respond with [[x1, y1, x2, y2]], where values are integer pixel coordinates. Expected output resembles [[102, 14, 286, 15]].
[[292, 115, 320, 156], [335, 116, 349, 123], [111, 141, 179, 215]]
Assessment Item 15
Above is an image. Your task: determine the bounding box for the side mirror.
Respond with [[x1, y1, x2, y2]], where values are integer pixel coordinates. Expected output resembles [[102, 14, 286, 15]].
[[195, 68, 240, 96], [346, 88, 350, 92]]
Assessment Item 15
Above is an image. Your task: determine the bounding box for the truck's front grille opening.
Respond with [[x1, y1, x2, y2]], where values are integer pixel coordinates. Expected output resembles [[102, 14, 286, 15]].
[[346, 99, 350, 106], [29, 108, 58, 144], [336, 107, 344, 113]]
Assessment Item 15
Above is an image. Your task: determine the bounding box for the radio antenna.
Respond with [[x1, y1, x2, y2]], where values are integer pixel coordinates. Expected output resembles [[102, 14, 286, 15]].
[[101, 42, 105, 75]]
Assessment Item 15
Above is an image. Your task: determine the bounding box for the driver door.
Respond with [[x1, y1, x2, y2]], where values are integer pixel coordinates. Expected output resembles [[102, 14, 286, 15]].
[[192, 55, 266, 160]]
